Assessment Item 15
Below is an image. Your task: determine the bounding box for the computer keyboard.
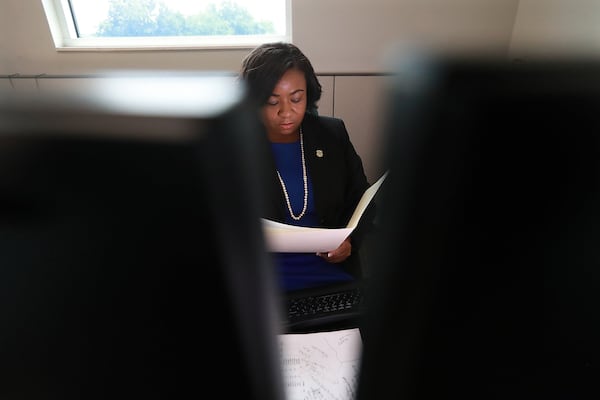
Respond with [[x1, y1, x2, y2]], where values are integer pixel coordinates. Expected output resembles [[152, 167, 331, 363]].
[[283, 282, 366, 332]]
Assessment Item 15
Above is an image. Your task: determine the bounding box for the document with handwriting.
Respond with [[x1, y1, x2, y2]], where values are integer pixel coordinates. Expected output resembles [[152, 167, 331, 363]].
[[278, 328, 362, 400], [262, 171, 388, 253]]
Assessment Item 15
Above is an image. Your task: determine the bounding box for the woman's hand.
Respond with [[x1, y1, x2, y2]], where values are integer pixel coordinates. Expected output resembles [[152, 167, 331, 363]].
[[317, 237, 352, 263]]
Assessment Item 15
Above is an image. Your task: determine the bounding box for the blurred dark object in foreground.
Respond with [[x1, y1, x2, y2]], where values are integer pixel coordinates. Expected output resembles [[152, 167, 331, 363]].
[[358, 55, 600, 399], [0, 73, 283, 400]]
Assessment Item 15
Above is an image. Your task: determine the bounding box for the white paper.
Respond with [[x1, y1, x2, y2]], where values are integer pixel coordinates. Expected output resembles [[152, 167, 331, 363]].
[[262, 171, 388, 253], [278, 328, 362, 400]]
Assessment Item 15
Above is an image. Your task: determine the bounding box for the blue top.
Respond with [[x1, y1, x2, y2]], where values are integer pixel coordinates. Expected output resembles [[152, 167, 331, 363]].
[[271, 140, 353, 292]]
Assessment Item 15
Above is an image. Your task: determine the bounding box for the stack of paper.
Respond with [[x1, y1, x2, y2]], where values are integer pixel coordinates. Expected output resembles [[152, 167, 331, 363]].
[[278, 328, 363, 400], [262, 171, 388, 253]]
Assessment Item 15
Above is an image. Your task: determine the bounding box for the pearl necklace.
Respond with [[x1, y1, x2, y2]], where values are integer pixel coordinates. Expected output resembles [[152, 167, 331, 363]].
[[276, 128, 308, 221]]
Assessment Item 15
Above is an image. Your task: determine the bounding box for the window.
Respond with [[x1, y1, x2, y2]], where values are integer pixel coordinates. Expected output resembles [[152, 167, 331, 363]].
[[41, 0, 290, 50]]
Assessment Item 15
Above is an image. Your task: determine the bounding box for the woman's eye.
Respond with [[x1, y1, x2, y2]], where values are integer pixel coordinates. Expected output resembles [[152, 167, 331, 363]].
[[291, 97, 302, 103], [267, 100, 278, 106]]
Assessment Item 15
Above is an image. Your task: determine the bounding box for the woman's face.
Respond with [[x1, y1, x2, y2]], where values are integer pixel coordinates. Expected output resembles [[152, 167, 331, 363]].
[[261, 68, 307, 143]]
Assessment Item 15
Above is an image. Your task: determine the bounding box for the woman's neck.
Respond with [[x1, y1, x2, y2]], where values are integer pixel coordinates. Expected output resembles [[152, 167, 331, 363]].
[[268, 130, 300, 143]]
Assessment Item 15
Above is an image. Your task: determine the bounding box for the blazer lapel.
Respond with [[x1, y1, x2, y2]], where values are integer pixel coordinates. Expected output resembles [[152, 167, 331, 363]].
[[302, 120, 329, 221]]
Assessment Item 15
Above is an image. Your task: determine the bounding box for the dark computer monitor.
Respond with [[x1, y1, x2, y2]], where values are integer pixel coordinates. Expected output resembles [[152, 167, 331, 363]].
[[0, 73, 284, 399], [357, 55, 600, 399]]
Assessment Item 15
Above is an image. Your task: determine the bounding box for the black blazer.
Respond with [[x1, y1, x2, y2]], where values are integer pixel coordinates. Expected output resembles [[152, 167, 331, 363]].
[[262, 113, 375, 277]]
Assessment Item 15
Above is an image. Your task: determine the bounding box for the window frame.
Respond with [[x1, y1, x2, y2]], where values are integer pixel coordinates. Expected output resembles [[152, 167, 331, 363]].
[[41, 0, 292, 51]]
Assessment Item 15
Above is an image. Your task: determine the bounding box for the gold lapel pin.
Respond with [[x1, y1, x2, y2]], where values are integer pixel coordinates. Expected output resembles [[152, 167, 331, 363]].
[[316, 149, 324, 158]]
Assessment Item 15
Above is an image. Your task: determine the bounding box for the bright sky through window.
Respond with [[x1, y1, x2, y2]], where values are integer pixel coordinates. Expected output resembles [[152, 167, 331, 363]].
[[42, 0, 290, 50], [71, 0, 286, 36]]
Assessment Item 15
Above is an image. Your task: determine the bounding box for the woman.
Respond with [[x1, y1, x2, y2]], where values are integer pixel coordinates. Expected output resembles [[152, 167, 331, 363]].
[[240, 42, 374, 292]]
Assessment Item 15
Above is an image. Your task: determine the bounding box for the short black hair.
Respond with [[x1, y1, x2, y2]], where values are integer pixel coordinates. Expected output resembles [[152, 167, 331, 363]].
[[239, 42, 322, 114]]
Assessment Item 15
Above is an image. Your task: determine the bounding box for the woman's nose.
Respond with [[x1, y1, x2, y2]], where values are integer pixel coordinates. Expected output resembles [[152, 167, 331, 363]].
[[278, 101, 292, 116]]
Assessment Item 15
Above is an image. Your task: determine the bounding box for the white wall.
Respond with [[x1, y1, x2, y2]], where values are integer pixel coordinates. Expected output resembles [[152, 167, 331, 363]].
[[0, 0, 520, 75], [7, 1, 600, 74], [294, 0, 520, 73], [510, 0, 600, 60]]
